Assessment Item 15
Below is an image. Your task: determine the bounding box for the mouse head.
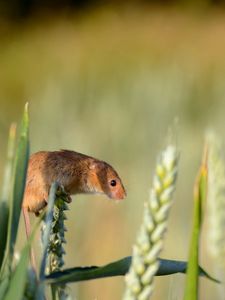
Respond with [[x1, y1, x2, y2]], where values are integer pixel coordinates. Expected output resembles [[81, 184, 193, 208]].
[[87, 160, 126, 200]]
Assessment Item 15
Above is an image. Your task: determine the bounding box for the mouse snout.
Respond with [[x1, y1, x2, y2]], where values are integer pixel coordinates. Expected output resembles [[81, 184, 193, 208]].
[[110, 185, 126, 200]]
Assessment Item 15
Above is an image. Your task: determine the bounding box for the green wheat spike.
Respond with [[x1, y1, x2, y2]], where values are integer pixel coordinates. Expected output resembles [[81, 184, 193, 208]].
[[123, 145, 179, 300]]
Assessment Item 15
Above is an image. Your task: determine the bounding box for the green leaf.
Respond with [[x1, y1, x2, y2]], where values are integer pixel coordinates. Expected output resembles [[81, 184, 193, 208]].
[[0, 202, 9, 273], [0, 124, 17, 269], [3, 217, 41, 300], [184, 145, 208, 300], [1, 123, 17, 202], [1, 103, 29, 277], [0, 276, 9, 300], [4, 242, 31, 300], [45, 257, 219, 285]]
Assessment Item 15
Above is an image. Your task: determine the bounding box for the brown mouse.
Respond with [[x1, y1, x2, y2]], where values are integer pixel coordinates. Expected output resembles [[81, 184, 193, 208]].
[[22, 150, 126, 230], [22, 150, 126, 269]]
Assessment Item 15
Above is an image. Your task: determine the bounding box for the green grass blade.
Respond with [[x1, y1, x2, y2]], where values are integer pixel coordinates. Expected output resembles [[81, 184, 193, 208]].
[[0, 276, 9, 299], [184, 145, 208, 300], [8, 104, 29, 258], [158, 259, 219, 283], [3, 218, 41, 300], [1, 103, 29, 277], [0, 202, 9, 272], [45, 257, 218, 285], [0, 124, 17, 270], [1, 123, 17, 201]]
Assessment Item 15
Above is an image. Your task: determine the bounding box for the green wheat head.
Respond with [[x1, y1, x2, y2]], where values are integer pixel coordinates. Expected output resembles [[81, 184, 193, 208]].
[[123, 145, 179, 300], [42, 185, 71, 299]]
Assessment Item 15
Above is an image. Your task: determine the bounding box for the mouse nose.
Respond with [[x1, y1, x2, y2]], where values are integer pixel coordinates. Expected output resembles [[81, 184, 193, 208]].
[[111, 187, 126, 200]]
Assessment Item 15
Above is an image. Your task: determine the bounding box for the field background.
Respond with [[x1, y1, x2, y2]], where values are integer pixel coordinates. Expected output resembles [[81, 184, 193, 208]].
[[1, 4, 225, 299]]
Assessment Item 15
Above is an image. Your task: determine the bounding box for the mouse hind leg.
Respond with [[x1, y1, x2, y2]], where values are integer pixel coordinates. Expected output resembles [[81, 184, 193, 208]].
[[22, 186, 49, 272]]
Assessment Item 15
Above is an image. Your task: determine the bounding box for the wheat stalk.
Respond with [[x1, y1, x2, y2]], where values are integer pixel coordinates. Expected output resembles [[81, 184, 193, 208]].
[[123, 145, 179, 300], [42, 185, 71, 299]]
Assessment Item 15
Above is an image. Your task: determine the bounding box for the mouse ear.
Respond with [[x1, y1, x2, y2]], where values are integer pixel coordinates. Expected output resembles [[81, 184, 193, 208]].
[[89, 161, 99, 170], [89, 161, 104, 170]]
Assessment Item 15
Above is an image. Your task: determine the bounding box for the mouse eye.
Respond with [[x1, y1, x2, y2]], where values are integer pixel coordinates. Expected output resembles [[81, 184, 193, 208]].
[[110, 179, 117, 187]]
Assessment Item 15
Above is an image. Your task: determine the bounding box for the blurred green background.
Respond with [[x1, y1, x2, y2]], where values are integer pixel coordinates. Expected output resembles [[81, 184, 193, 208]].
[[1, 1, 225, 299]]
